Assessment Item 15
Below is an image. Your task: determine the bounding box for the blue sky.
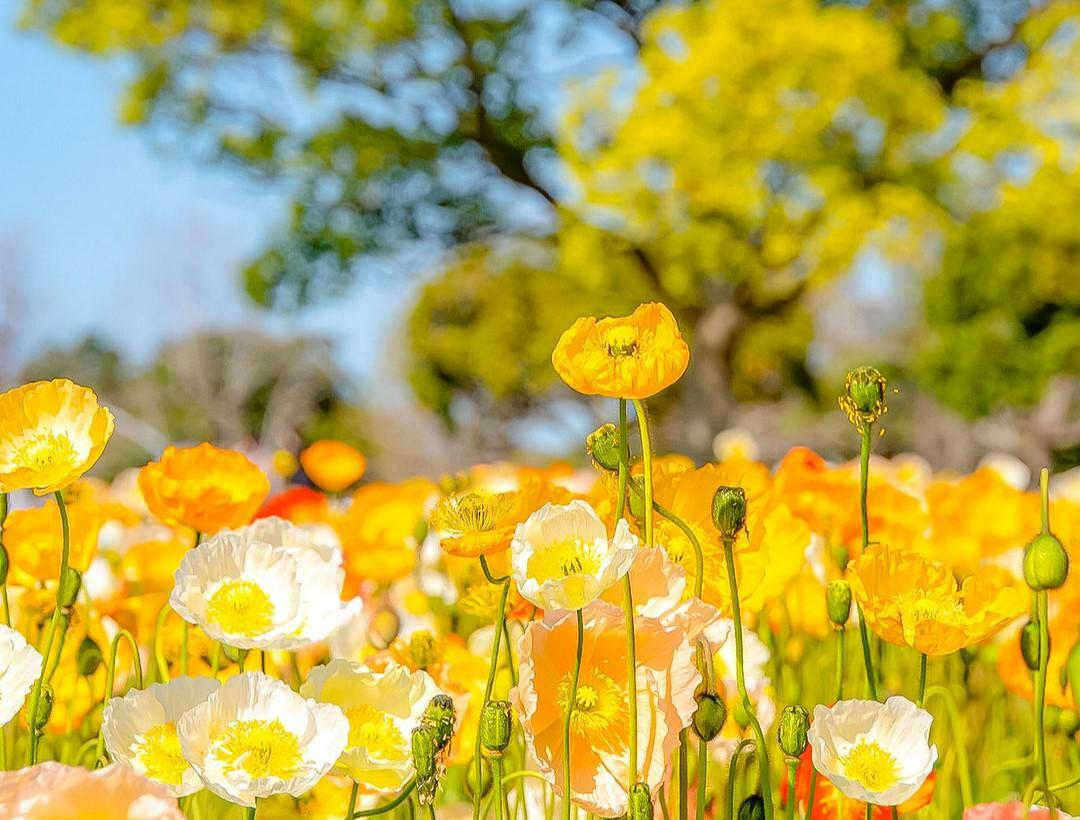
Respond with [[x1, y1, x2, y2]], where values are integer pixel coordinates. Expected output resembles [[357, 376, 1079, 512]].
[[0, 14, 415, 384]]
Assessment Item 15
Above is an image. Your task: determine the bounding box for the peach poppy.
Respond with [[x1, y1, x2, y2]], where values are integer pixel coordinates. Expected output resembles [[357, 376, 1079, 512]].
[[4, 499, 101, 585], [300, 439, 368, 493], [510, 601, 699, 816], [0, 762, 183, 818], [138, 443, 270, 534], [963, 803, 1078, 820], [848, 544, 1025, 656], [551, 302, 690, 399]]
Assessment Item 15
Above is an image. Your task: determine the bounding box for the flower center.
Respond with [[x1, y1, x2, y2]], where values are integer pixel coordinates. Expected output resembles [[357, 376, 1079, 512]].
[[557, 669, 628, 749], [346, 704, 408, 762], [432, 491, 513, 535], [134, 722, 187, 786], [207, 580, 274, 637], [527, 537, 604, 585], [840, 740, 900, 792], [213, 719, 302, 779], [603, 327, 639, 357], [14, 433, 77, 474]]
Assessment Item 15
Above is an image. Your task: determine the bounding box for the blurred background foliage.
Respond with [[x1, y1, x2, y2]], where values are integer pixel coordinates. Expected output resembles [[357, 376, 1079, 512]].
[[16, 0, 1080, 473]]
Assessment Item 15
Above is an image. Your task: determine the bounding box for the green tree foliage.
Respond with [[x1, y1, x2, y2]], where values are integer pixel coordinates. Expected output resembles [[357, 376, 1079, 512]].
[[20, 0, 1079, 441]]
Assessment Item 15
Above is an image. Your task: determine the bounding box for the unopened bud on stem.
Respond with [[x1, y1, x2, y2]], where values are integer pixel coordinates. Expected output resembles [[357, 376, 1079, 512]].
[[712, 486, 747, 540]]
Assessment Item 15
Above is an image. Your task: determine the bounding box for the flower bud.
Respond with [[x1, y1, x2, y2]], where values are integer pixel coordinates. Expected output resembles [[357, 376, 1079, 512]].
[[712, 486, 747, 540], [628, 783, 654, 820], [1058, 709, 1080, 736], [738, 795, 766, 820], [777, 704, 810, 758], [423, 693, 456, 752], [77, 636, 102, 677], [826, 580, 852, 628], [692, 692, 728, 742], [222, 644, 247, 665], [0, 544, 8, 585], [1020, 620, 1043, 671], [58, 568, 82, 609], [831, 545, 850, 572], [25, 684, 53, 732], [1023, 532, 1069, 591], [480, 700, 512, 756], [587, 424, 623, 473], [628, 477, 647, 520], [412, 724, 441, 805], [838, 367, 887, 431], [1045, 705, 1061, 733]]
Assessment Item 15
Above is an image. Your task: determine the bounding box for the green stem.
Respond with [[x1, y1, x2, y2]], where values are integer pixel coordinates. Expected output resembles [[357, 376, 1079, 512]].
[[563, 610, 584, 820], [923, 685, 974, 806], [785, 760, 798, 820], [696, 736, 709, 820], [917, 653, 927, 708], [492, 756, 505, 820], [727, 739, 754, 820], [353, 780, 417, 816], [856, 425, 879, 700], [473, 561, 510, 820], [679, 728, 689, 820], [26, 491, 72, 764], [94, 629, 142, 763], [0, 492, 9, 627], [864, 802, 872, 820], [616, 399, 628, 521], [723, 538, 773, 820], [623, 575, 639, 787], [345, 779, 359, 819], [627, 484, 704, 599], [631, 399, 654, 548], [835, 629, 845, 701], [245, 806, 256, 820], [804, 772, 818, 820], [153, 601, 172, 682], [1034, 589, 1050, 788]]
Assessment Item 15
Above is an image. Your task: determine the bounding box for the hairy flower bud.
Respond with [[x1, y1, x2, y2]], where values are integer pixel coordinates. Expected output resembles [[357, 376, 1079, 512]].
[[423, 693, 456, 752], [1023, 532, 1069, 591], [587, 424, 623, 473], [25, 684, 53, 732], [692, 692, 728, 742], [58, 567, 82, 609], [826, 580, 852, 628], [1020, 620, 1043, 671], [838, 366, 888, 431], [777, 704, 810, 758], [738, 795, 766, 820], [712, 486, 747, 540], [628, 783, 654, 820], [412, 724, 441, 805], [480, 700, 513, 755]]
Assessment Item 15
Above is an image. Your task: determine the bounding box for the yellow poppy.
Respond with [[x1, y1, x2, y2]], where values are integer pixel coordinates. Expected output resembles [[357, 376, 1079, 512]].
[[847, 544, 1026, 656], [4, 500, 101, 585], [551, 302, 690, 399], [138, 442, 270, 534], [300, 439, 368, 493], [0, 379, 114, 495]]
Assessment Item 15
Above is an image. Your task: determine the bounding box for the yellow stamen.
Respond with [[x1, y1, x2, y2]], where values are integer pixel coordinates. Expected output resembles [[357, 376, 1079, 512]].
[[134, 722, 188, 786], [346, 704, 407, 762], [213, 719, 302, 779], [840, 740, 900, 792], [207, 580, 274, 636]]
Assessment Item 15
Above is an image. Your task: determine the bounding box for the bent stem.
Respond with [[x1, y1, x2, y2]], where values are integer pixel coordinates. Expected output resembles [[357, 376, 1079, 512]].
[[727, 739, 755, 820], [354, 779, 417, 816], [94, 629, 143, 763], [473, 557, 511, 820], [722, 537, 773, 819], [631, 399, 654, 547], [923, 685, 974, 806], [562, 610, 585, 820]]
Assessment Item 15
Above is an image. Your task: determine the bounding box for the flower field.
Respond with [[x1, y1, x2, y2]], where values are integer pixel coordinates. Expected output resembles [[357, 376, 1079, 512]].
[[0, 303, 1076, 820]]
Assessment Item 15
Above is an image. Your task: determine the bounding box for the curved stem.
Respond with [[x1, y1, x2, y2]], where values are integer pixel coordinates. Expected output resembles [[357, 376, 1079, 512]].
[[723, 538, 773, 820], [94, 629, 143, 763], [352, 780, 417, 816], [473, 570, 511, 820], [727, 739, 755, 820], [480, 555, 510, 585], [628, 485, 704, 599], [153, 601, 172, 682], [562, 610, 584, 820], [502, 770, 551, 786], [631, 399, 654, 548], [1034, 590, 1050, 788]]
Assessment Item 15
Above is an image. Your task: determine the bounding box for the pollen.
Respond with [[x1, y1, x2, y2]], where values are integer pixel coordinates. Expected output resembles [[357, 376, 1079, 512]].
[[527, 537, 604, 585], [213, 719, 302, 780], [207, 580, 275, 637], [346, 704, 408, 762], [431, 491, 514, 535], [840, 740, 900, 792], [602, 326, 640, 357], [134, 722, 188, 786], [557, 670, 629, 752], [14, 433, 78, 474]]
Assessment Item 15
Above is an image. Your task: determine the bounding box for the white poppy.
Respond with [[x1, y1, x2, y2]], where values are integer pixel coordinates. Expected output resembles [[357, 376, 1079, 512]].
[[103, 676, 220, 796], [808, 696, 937, 806], [0, 625, 42, 726], [177, 672, 347, 807], [511, 500, 638, 611], [301, 660, 445, 794]]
